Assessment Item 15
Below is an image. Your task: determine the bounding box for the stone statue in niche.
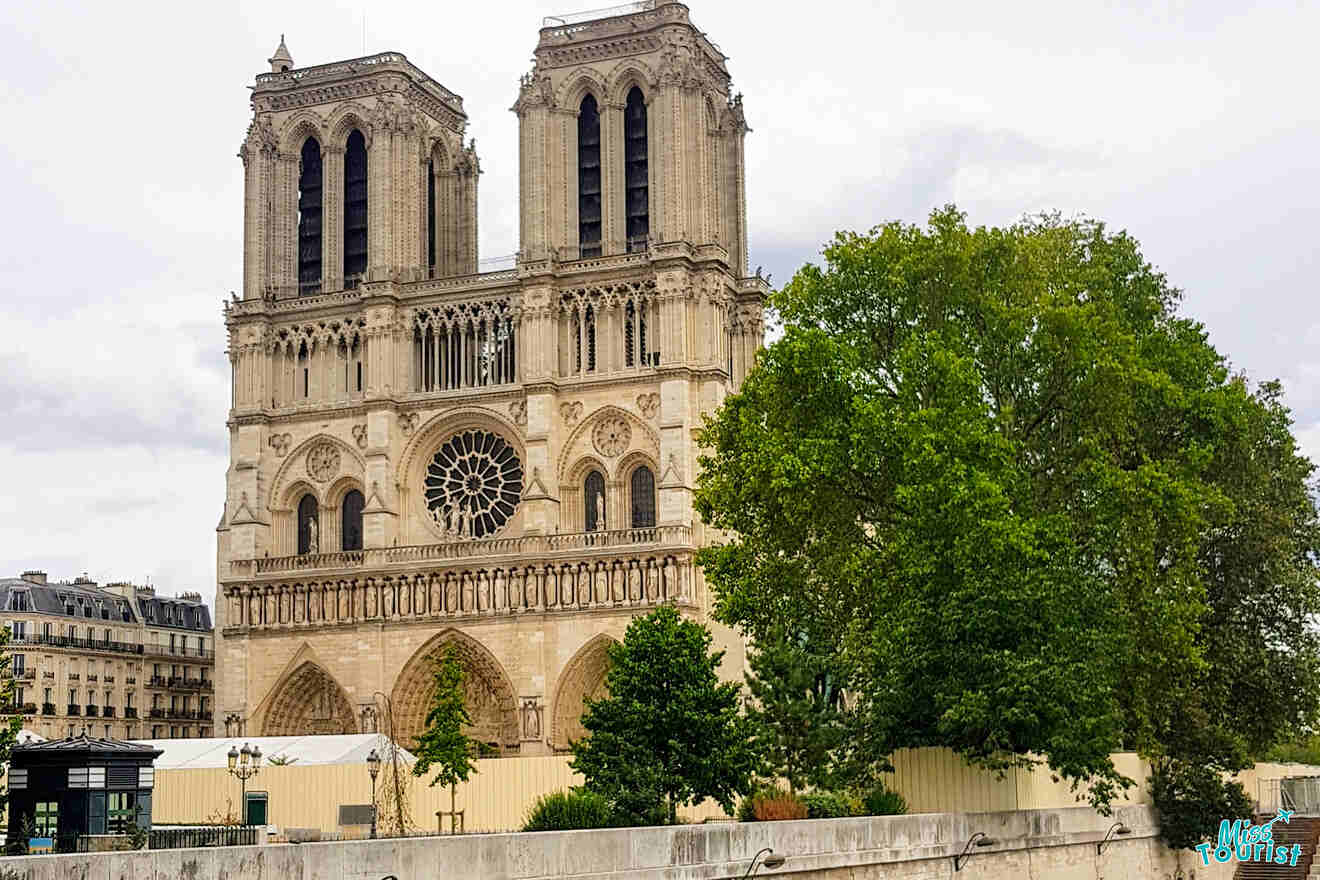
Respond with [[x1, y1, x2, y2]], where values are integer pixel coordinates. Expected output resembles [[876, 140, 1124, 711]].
[[594, 565, 608, 605], [366, 585, 378, 618], [521, 698, 541, 740], [645, 559, 659, 600], [629, 563, 642, 602], [307, 516, 319, 553], [493, 570, 506, 610], [663, 558, 676, 599], [478, 571, 491, 611], [445, 576, 458, 613], [595, 490, 607, 531], [248, 593, 261, 625]]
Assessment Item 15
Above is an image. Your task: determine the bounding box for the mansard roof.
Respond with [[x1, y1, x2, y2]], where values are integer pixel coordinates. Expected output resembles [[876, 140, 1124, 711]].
[[0, 577, 138, 623]]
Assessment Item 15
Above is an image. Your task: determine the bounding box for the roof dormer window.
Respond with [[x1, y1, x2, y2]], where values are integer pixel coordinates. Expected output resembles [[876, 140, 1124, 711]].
[[9, 591, 28, 612]]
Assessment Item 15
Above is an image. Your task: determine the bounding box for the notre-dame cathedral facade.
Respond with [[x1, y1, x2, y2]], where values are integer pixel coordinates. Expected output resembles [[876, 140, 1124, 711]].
[[216, 0, 766, 754]]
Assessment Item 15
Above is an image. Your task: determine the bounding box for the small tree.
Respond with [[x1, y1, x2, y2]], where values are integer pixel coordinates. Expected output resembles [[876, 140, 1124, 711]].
[[411, 647, 477, 830], [0, 626, 23, 814], [572, 606, 757, 825], [744, 624, 847, 793]]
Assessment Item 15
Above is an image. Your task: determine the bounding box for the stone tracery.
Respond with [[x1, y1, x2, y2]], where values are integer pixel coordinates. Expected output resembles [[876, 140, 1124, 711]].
[[261, 661, 357, 736], [390, 629, 520, 750]]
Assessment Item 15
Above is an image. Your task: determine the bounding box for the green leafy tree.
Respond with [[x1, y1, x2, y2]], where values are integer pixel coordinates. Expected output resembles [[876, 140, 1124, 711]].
[[695, 207, 1320, 818], [571, 606, 757, 825], [412, 647, 477, 827], [0, 626, 24, 815], [744, 623, 847, 793]]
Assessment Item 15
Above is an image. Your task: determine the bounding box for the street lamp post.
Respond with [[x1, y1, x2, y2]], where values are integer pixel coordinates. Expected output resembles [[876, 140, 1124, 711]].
[[366, 747, 381, 839], [226, 742, 262, 824]]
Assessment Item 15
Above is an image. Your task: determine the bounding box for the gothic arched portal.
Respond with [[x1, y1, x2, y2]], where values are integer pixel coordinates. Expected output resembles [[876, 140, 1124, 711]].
[[550, 634, 616, 751], [390, 630, 519, 752], [261, 661, 357, 736]]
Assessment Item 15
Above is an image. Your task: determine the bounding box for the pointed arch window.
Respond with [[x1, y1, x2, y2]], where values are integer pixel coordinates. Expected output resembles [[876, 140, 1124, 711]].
[[344, 129, 368, 286], [297, 493, 319, 555], [624, 87, 649, 253], [427, 157, 437, 275], [578, 95, 602, 258], [341, 489, 364, 552], [584, 470, 606, 532], [630, 466, 656, 528], [297, 137, 323, 295]]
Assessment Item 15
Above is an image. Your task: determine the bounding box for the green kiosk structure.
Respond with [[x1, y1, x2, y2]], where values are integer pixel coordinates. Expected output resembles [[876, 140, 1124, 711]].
[[8, 735, 161, 850]]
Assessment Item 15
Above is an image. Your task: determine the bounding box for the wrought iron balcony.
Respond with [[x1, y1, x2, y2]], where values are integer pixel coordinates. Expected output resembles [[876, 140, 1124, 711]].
[[41, 702, 56, 716], [124, 707, 138, 719]]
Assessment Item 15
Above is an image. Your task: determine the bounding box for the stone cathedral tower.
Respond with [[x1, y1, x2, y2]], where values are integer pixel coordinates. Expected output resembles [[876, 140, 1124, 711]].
[[217, 1, 767, 753]]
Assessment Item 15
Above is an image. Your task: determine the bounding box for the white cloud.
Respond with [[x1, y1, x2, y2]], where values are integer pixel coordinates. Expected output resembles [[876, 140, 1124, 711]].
[[1, 0, 1318, 607]]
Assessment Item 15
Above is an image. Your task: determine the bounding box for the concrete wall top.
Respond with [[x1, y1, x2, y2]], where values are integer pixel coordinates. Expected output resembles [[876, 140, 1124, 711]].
[[0, 804, 1198, 880]]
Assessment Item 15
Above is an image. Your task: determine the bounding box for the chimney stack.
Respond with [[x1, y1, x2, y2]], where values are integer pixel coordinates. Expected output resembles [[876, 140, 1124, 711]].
[[20, 570, 46, 585]]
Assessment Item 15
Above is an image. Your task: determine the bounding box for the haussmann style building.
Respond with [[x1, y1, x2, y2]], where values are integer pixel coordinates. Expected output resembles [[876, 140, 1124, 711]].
[[0, 572, 215, 741], [217, 0, 766, 755]]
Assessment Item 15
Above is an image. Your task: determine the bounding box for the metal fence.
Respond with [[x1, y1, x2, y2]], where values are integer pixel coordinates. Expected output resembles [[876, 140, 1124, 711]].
[[149, 826, 258, 849]]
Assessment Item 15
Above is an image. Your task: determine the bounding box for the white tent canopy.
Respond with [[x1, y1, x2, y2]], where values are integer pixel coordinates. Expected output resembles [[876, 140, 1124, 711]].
[[138, 734, 414, 769]]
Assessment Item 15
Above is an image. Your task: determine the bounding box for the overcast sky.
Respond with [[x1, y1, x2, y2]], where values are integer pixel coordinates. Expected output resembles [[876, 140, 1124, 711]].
[[2, 0, 1317, 608]]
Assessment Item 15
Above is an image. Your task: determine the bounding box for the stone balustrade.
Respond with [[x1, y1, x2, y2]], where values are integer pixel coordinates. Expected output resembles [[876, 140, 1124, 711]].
[[230, 526, 692, 577], [222, 532, 696, 632]]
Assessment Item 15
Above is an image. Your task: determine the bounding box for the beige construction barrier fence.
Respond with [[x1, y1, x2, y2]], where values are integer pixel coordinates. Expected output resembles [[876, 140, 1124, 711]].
[[143, 748, 1320, 834]]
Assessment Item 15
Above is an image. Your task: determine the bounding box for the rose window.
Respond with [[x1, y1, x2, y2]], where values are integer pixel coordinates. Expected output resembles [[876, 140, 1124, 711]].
[[424, 430, 523, 539]]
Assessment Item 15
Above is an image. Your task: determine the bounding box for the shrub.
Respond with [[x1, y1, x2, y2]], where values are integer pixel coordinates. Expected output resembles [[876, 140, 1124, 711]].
[[738, 786, 808, 821], [861, 784, 908, 816], [801, 791, 859, 819], [1150, 759, 1253, 851], [521, 788, 617, 832]]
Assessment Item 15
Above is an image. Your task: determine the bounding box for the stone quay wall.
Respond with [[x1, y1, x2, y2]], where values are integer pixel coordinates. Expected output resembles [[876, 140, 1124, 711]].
[[0, 805, 1231, 879]]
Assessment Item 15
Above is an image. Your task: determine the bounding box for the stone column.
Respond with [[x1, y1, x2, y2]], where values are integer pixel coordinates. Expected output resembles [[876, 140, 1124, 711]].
[[322, 144, 344, 292]]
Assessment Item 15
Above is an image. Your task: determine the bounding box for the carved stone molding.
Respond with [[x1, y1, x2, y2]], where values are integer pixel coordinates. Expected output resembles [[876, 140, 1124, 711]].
[[306, 442, 341, 482], [593, 416, 631, 458], [636, 393, 659, 420], [509, 399, 528, 428], [351, 424, 368, 449], [399, 412, 420, 435], [270, 433, 293, 457], [560, 401, 583, 425]]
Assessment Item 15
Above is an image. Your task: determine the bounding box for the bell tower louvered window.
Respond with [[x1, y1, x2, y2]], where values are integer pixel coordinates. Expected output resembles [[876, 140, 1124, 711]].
[[427, 158, 437, 275], [343, 129, 368, 285], [624, 87, 649, 253], [297, 137, 323, 296], [578, 95, 602, 259]]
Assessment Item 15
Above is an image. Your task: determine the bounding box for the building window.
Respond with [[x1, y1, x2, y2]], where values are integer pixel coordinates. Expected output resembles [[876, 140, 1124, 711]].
[[12, 653, 23, 674], [297, 136, 323, 295], [107, 791, 136, 833], [584, 470, 606, 532], [35, 801, 58, 837], [42, 622, 51, 638], [12, 620, 26, 641], [624, 86, 649, 253], [578, 95, 602, 258], [297, 493, 319, 555], [344, 129, 368, 284], [342, 489, 365, 552], [624, 298, 649, 368], [427, 157, 436, 274], [630, 466, 657, 528], [572, 305, 597, 374], [9, 591, 27, 611]]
